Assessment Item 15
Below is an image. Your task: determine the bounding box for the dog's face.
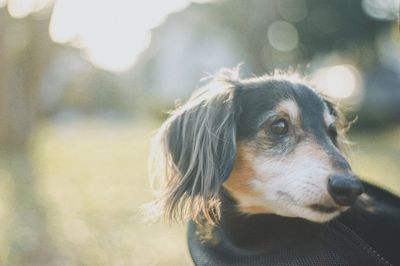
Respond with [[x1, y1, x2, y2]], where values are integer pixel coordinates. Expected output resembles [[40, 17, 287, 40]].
[[150, 72, 363, 223], [224, 80, 362, 222]]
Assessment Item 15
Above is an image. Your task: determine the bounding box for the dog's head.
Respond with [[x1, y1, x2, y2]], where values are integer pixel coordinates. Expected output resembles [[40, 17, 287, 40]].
[[149, 69, 363, 224]]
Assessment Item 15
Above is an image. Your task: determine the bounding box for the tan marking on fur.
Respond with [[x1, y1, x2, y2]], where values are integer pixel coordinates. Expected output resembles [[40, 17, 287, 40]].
[[276, 100, 301, 127], [241, 206, 271, 213], [301, 139, 331, 164], [224, 144, 272, 213], [224, 145, 256, 195]]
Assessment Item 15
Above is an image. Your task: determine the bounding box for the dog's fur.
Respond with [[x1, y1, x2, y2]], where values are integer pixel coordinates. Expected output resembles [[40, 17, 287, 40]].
[[148, 68, 359, 225]]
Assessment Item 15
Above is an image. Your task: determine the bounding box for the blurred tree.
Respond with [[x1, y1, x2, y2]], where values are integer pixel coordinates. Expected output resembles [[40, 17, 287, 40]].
[[137, 0, 394, 108], [0, 11, 54, 150], [218, 0, 390, 73], [0, 6, 59, 265]]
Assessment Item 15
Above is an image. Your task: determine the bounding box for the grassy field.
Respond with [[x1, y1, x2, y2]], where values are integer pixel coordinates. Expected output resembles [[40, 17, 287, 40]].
[[0, 119, 399, 265], [348, 128, 400, 195], [32, 119, 192, 265]]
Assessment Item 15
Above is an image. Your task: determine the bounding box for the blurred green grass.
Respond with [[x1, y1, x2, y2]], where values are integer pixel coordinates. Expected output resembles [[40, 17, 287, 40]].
[[349, 128, 400, 195], [31, 119, 190, 265], [0, 119, 399, 265]]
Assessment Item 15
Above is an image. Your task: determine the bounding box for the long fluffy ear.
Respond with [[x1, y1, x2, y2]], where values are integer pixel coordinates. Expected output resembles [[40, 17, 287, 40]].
[[149, 79, 240, 224]]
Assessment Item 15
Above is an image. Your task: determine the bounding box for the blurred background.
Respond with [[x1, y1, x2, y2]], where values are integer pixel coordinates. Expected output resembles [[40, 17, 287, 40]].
[[0, 0, 399, 265]]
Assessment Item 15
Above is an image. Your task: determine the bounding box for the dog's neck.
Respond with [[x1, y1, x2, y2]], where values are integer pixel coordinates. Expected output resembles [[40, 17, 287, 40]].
[[216, 189, 318, 249]]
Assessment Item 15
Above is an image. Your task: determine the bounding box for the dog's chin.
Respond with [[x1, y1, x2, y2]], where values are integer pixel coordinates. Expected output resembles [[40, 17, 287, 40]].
[[297, 208, 341, 223], [272, 203, 347, 223]]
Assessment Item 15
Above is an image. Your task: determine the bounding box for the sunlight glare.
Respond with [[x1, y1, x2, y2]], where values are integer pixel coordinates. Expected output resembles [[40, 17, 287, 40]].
[[7, 0, 34, 18], [50, 0, 192, 72], [6, 0, 51, 18], [49, 0, 80, 44], [312, 65, 361, 99]]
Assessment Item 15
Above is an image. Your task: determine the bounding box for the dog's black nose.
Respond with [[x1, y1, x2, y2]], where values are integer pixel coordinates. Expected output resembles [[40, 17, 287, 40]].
[[328, 175, 364, 206]]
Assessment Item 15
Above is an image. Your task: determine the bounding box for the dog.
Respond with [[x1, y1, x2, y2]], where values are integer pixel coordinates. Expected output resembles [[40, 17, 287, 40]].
[[148, 69, 400, 265], [149, 68, 363, 225]]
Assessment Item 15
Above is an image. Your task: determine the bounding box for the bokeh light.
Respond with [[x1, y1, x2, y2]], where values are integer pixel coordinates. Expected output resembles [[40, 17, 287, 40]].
[[311, 64, 363, 102], [267, 21, 299, 52], [277, 0, 308, 23], [361, 0, 398, 20]]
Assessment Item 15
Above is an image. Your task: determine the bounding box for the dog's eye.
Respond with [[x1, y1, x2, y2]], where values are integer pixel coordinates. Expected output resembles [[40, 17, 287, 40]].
[[328, 124, 338, 140], [270, 118, 289, 135]]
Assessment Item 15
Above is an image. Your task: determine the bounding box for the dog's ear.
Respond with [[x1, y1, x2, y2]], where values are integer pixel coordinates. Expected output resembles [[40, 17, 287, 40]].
[[323, 98, 351, 151], [149, 80, 240, 223]]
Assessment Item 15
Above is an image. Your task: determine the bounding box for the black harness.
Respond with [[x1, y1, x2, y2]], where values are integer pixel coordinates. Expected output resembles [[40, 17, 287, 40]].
[[188, 182, 400, 266]]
